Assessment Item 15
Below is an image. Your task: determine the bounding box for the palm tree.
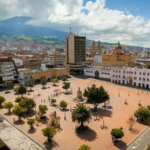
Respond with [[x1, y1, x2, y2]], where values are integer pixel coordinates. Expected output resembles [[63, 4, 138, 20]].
[[72, 104, 91, 128]]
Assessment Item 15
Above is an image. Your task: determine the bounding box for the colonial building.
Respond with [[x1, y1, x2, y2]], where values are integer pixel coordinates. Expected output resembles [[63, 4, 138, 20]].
[[111, 67, 150, 89], [18, 67, 70, 85], [89, 41, 101, 57], [0, 57, 18, 86], [84, 66, 111, 81], [90, 41, 140, 63], [84, 66, 150, 89]]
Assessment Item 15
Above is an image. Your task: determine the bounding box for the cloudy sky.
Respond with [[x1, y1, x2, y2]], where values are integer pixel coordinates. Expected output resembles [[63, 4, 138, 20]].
[[0, 0, 150, 47]]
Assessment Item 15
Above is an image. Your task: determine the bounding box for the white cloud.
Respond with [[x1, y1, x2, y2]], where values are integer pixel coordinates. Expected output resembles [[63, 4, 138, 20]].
[[0, 0, 150, 47]]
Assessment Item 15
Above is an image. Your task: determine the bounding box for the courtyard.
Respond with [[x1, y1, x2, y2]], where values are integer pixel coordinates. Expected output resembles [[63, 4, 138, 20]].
[[0, 76, 150, 150]]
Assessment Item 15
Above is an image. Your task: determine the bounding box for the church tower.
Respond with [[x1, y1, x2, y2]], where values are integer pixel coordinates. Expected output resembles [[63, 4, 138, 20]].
[[92, 40, 95, 50], [97, 40, 101, 51]]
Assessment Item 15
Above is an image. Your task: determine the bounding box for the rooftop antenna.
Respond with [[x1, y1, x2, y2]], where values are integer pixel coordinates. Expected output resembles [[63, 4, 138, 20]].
[[69, 27, 72, 35]]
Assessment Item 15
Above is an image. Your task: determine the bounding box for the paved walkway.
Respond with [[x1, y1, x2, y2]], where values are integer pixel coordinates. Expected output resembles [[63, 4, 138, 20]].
[[127, 127, 150, 150]]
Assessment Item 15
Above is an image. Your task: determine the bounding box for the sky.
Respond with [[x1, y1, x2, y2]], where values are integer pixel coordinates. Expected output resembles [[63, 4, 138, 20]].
[[0, 0, 150, 47]]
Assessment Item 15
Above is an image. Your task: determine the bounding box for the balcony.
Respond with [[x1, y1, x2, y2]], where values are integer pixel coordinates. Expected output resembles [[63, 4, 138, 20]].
[[3, 76, 14, 81]]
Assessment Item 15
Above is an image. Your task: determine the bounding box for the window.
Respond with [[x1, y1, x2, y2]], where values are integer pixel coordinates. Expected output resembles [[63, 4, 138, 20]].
[[135, 72, 136, 74], [139, 77, 141, 80], [143, 78, 145, 81], [134, 77, 137, 80], [143, 73, 146, 75], [147, 78, 149, 81], [139, 72, 141, 75], [148, 73, 149, 76]]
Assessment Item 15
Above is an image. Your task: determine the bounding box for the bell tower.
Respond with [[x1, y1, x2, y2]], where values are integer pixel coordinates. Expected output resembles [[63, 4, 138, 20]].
[[97, 40, 101, 51], [92, 40, 95, 50]]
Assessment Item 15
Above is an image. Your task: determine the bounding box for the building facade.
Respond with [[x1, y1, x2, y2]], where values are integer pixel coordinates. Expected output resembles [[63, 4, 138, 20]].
[[94, 52, 102, 64], [66, 34, 86, 64], [0, 57, 18, 86], [84, 66, 150, 89], [18, 68, 70, 85], [18, 69, 34, 85]]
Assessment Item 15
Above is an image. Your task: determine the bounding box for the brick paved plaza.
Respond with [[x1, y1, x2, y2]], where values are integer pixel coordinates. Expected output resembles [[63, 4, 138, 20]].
[[0, 76, 150, 150]]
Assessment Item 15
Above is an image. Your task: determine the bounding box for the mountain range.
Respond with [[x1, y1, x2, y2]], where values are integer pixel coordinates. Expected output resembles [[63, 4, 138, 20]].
[[0, 16, 145, 49]]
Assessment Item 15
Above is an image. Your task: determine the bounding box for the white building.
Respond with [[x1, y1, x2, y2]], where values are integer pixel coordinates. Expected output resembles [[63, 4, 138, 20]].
[[111, 67, 150, 89], [94, 52, 102, 64], [84, 66, 150, 89], [84, 66, 111, 81], [13, 58, 23, 68], [0, 57, 18, 86]]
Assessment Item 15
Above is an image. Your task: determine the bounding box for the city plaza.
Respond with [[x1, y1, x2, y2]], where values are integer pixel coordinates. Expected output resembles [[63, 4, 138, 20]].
[[0, 76, 150, 150]]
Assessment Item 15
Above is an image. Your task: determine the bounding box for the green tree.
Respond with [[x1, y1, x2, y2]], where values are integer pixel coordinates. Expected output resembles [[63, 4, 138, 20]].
[[41, 79, 47, 88], [134, 107, 150, 121], [51, 78, 59, 86], [0, 96, 5, 107], [62, 82, 70, 93], [84, 84, 110, 112], [60, 100, 67, 110], [38, 105, 48, 117], [147, 105, 150, 111], [4, 102, 14, 113], [19, 98, 36, 114], [15, 97, 24, 103], [78, 145, 91, 150], [26, 82, 34, 91], [42, 127, 57, 142], [72, 104, 92, 128], [13, 105, 25, 120], [62, 76, 67, 83], [17, 85, 27, 98], [51, 99, 56, 105], [111, 129, 124, 140], [14, 86, 19, 94], [27, 118, 35, 129]]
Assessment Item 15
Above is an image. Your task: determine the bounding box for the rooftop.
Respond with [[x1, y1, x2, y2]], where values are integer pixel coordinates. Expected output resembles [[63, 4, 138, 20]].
[[0, 115, 44, 150]]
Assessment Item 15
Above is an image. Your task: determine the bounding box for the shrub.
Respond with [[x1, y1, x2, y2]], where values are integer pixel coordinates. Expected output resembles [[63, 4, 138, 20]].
[[4, 102, 14, 113], [111, 128, 124, 139], [0, 96, 5, 106], [78, 144, 91, 150], [60, 100, 67, 109]]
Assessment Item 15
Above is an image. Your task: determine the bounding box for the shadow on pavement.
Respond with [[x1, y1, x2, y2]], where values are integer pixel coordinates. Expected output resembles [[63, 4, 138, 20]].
[[43, 140, 59, 149], [76, 127, 98, 142], [114, 140, 127, 149]]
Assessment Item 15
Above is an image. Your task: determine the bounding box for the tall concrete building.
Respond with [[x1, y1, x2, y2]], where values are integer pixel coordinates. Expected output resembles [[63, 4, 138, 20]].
[[65, 34, 89, 74], [66, 34, 86, 64]]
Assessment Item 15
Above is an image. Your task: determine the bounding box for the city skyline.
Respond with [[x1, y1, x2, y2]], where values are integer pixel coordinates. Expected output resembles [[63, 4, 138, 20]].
[[0, 0, 150, 47]]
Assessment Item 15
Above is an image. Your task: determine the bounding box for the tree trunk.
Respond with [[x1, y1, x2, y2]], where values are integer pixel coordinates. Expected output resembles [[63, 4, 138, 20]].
[[81, 121, 84, 128], [48, 137, 52, 142], [8, 108, 11, 113], [94, 105, 97, 112]]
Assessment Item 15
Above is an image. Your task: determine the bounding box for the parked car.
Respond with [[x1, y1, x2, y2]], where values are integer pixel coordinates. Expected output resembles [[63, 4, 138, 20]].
[[5, 91, 10, 94]]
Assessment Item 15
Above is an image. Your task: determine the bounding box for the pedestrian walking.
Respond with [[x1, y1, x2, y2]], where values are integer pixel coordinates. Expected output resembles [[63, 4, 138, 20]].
[[44, 99, 45, 103]]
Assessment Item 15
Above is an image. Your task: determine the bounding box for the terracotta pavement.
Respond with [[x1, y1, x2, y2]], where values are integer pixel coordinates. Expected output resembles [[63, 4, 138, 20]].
[[0, 76, 149, 150]]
